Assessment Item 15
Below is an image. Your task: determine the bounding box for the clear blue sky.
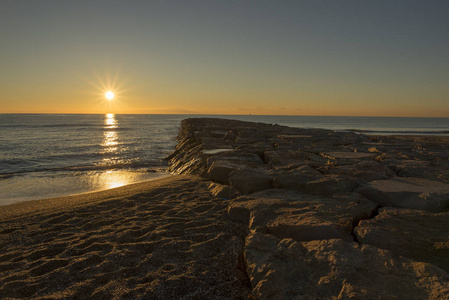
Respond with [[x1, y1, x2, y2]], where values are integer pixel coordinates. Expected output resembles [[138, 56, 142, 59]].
[[1, 0, 448, 116]]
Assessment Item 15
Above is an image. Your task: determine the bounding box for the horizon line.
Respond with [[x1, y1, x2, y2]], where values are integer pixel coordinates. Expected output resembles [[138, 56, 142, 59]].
[[1, 112, 448, 119]]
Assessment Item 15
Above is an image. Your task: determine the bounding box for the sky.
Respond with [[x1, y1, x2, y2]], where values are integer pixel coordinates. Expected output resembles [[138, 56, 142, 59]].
[[1, 0, 448, 117]]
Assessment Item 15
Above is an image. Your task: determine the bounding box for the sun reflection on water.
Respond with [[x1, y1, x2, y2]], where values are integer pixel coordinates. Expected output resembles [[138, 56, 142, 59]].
[[98, 114, 129, 188], [101, 170, 128, 189], [103, 131, 118, 149], [87, 114, 165, 191], [105, 113, 117, 128], [91, 170, 168, 191], [102, 114, 118, 152]]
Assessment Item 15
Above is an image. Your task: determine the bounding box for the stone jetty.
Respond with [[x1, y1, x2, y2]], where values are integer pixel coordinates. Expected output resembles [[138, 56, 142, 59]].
[[167, 118, 449, 299]]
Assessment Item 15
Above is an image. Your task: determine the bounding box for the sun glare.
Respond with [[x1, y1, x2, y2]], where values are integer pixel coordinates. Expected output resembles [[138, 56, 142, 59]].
[[105, 91, 114, 100], [88, 70, 128, 112]]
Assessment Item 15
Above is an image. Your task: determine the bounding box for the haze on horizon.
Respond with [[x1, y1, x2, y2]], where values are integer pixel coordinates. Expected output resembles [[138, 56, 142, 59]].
[[1, 1, 448, 117]]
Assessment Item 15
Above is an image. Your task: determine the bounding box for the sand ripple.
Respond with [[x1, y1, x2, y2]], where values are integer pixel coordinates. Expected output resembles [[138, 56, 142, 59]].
[[0, 175, 250, 299]]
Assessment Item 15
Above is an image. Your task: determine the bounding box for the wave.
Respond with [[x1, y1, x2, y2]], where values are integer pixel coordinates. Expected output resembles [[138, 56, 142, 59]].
[[1, 123, 100, 128], [1, 124, 133, 132], [344, 129, 449, 135], [0, 158, 167, 176], [0, 163, 167, 180]]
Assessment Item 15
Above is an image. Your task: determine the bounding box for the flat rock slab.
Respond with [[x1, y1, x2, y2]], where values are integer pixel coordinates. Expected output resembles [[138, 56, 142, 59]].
[[245, 233, 449, 299], [323, 151, 375, 159], [384, 159, 449, 183], [273, 170, 361, 197], [228, 168, 272, 195], [263, 150, 322, 167], [278, 134, 313, 139], [201, 148, 234, 156], [355, 207, 449, 273], [210, 130, 228, 137], [208, 182, 239, 199], [228, 189, 377, 242], [207, 160, 243, 184], [356, 177, 449, 212], [362, 142, 397, 146], [327, 160, 397, 182]]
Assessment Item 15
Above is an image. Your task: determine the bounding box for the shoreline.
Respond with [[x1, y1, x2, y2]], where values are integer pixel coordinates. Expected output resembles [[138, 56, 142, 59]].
[[3, 133, 448, 209], [1, 118, 449, 299], [0, 174, 174, 221], [0, 171, 171, 207]]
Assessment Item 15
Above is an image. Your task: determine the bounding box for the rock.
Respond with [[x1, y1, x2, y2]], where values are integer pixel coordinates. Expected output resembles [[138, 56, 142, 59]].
[[228, 189, 377, 242], [273, 169, 361, 197], [164, 118, 449, 298], [278, 134, 313, 139], [167, 141, 205, 175], [355, 207, 449, 273], [200, 136, 231, 150], [205, 151, 265, 185], [208, 182, 239, 199], [323, 151, 375, 159], [207, 151, 263, 166], [235, 136, 263, 144], [321, 151, 376, 167], [263, 150, 318, 167], [385, 159, 449, 183], [236, 142, 274, 158], [271, 165, 322, 186], [245, 233, 449, 299], [327, 160, 397, 181], [207, 160, 243, 185], [201, 148, 234, 158], [210, 130, 228, 138], [227, 206, 251, 225], [356, 177, 449, 212], [228, 168, 272, 194], [224, 131, 236, 141]]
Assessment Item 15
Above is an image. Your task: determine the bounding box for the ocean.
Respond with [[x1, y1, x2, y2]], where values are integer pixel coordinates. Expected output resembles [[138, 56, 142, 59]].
[[1, 114, 449, 205]]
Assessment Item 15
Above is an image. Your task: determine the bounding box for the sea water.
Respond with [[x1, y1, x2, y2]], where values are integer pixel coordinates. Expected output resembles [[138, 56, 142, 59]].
[[1, 114, 448, 205]]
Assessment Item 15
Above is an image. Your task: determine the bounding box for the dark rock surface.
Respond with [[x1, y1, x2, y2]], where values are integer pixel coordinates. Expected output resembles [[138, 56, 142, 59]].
[[356, 177, 449, 212], [245, 233, 449, 300], [228, 189, 377, 242], [167, 118, 449, 299], [355, 207, 449, 273]]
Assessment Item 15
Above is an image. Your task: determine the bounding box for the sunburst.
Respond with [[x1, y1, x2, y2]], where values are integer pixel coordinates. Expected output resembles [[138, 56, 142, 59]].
[[86, 67, 130, 112], [105, 91, 114, 100]]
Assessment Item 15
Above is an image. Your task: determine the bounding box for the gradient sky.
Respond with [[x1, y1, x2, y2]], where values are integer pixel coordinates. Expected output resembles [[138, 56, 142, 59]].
[[1, 0, 448, 116]]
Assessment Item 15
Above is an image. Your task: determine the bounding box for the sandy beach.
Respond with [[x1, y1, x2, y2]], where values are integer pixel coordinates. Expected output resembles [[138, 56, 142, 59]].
[[2, 118, 449, 299], [0, 175, 251, 299]]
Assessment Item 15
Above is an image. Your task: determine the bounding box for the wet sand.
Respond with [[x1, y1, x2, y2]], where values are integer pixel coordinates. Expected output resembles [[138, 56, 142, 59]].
[[0, 175, 250, 299]]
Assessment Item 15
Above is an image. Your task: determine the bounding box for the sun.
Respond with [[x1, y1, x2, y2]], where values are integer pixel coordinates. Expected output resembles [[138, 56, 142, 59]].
[[105, 91, 114, 100]]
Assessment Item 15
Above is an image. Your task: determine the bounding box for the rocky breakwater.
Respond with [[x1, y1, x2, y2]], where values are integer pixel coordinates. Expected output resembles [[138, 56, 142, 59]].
[[167, 118, 449, 299]]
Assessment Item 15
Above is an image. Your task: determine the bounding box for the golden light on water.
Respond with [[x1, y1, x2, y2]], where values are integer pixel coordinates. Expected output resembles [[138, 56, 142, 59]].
[[105, 113, 116, 127], [103, 131, 118, 149], [99, 114, 126, 188], [101, 170, 127, 189], [103, 114, 118, 151], [98, 113, 146, 189]]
